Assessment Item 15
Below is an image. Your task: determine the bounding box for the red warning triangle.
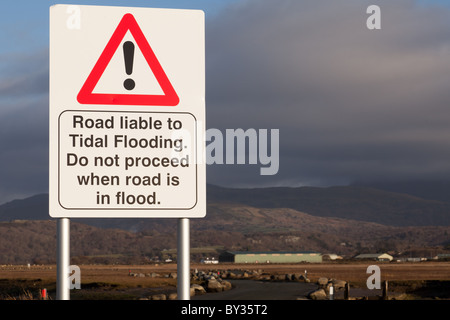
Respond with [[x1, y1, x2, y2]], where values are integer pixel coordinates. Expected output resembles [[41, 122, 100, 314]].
[[77, 13, 179, 106]]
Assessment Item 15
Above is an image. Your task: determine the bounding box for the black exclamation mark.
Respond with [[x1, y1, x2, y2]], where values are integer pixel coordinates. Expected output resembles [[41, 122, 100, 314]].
[[123, 41, 135, 90]]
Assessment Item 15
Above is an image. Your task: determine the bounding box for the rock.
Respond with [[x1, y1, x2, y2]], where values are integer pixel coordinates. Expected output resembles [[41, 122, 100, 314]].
[[168, 293, 178, 300], [207, 279, 223, 293], [332, 279, 347, 289], [318, 277, 329, 287], [293, 273, 302, 281], [151, 294, 167, 300], [221, 280, 232, 291], [169, 272, 177, 279], [272, 274, 284, 281], [309, 289, 327, 300], [191, 283, 206, 295]]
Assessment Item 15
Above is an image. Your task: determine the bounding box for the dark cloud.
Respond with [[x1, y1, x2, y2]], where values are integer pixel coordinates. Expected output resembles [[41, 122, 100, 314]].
[[3, 1, 450, 203], [205, 0, 450, 187], [0, 50, 48, 203]]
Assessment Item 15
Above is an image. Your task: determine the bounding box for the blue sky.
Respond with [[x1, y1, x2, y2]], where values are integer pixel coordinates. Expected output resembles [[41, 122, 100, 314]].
[[3, 0, 450, 204], [0, 0, 234, 55]]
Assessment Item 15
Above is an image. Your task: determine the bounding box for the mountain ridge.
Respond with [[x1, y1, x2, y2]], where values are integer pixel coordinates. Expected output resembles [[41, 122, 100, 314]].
[[1, 203, 449, 264], [1, 184, 449, 227], [1, 184, 449, 264], [206, 184, 450, 226]]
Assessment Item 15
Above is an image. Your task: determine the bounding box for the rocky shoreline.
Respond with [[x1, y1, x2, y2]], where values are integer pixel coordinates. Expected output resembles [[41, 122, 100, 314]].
[[133, 268, 413, 300], [135, 268, 316, 300]]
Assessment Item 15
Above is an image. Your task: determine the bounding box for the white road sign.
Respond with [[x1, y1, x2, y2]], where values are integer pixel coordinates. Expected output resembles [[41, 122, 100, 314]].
[[49, 5, 205, 218]]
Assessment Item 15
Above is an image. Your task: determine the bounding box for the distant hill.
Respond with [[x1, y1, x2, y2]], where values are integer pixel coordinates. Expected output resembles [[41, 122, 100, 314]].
[[207, 185, 450, 227], [0, 194, 48, 221], [353, 180, 450, 203], [1, 184, 449, 227], [1, 183, 450, 264], [1, 205, 449, 264]]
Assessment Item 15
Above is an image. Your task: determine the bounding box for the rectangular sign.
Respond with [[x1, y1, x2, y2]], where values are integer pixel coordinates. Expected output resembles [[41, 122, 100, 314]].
[[49, 5, 205, 218]]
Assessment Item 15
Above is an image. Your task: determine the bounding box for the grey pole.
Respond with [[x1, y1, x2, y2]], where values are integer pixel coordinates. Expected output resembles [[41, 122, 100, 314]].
[[57, 218, 70, 300], [177, 218, 190, 300]]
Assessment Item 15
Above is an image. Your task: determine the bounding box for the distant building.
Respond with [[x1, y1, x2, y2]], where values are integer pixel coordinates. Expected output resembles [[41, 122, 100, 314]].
[[201, 257, 219, 264], [219, 251, 322, 264], [354, 253, 393, 262], [322, 253, 343, 261], [436, 253, 450, 260]]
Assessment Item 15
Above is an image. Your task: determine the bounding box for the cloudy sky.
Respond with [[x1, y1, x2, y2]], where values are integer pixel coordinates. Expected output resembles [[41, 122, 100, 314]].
[[1, 0, 450, 204]]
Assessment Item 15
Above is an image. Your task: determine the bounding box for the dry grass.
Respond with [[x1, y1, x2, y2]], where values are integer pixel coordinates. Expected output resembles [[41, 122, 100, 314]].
[[3, 289, 35, 300], [2, 261, 450, 283], [1, 261, 449, 299]]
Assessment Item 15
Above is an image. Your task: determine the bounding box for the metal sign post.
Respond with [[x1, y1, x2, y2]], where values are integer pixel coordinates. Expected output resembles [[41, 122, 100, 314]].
[[56, 218, 70, 300], [177, 218, 190, 300]]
